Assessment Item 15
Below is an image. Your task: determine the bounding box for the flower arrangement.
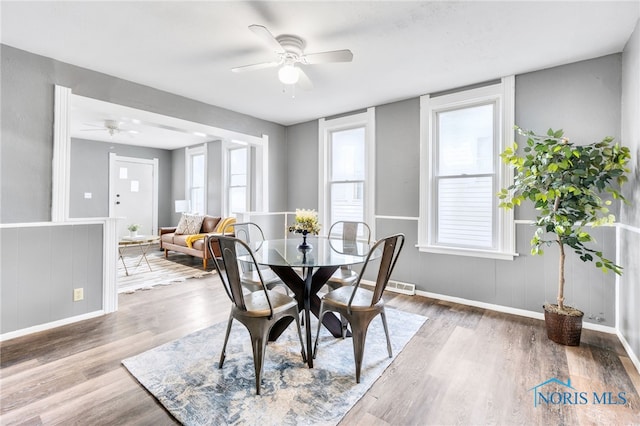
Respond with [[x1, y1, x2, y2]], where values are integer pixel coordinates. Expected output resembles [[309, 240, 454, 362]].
[[288, 209, 321, 235], [127, 224, 140, 232]]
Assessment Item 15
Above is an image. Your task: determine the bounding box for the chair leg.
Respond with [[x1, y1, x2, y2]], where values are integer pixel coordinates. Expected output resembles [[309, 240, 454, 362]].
[[293, 311, 307, 363], [219, 314, 234, 368], [380, 310, 393, 358], [249, 330, 269, 395], [349, 312, 380, 384], [340, 314, 348, 339], [350, 319, 369, 384], [312, 302, 328, 359]]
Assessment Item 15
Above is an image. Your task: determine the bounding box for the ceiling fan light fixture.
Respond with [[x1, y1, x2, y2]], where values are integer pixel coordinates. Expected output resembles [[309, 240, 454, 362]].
[[278, 64, 299, 85]]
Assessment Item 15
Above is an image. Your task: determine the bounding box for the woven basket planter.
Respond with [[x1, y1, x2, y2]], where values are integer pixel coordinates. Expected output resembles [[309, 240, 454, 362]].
[[543, 305, 584, 346]]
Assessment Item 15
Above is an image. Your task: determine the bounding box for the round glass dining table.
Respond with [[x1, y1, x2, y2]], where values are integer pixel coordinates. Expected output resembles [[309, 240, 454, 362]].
[[248, 236, 379, 368]]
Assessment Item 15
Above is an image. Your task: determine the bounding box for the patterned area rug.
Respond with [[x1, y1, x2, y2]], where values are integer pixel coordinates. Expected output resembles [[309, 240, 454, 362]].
[[118, 250, 211, 293], [122, 307, 427, 425]]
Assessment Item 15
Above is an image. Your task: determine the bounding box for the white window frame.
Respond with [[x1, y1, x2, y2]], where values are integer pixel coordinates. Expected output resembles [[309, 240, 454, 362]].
[[185, 144, 207, 215], [418, 76, 516, 260], [318, 108, 376, 238], [226, 144, 251, 216], [221, 136, 268, 217]]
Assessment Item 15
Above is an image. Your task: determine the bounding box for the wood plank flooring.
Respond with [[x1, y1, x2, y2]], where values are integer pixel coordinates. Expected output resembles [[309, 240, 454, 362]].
[[1, 265, 639, 425]]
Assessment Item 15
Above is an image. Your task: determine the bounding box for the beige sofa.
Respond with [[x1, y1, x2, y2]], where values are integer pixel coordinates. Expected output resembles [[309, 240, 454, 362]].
[[159, 215, 235, 269]]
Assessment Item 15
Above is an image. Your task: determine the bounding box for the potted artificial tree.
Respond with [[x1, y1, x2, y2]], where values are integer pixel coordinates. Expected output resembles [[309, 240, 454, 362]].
[[498, 127, 631, 345]]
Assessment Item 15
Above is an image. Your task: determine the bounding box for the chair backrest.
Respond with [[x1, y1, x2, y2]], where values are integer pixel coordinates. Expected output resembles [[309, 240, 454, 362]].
[[228, 222, 266, 245], [328, 221, 371, 244], [350, 233, 405, 307], [207, 235, 274, 316], [225, 222, 266, 273]]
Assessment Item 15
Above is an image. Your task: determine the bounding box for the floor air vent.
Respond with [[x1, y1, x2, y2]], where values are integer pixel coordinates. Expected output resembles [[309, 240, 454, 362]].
[[386, 281, 416, 296]]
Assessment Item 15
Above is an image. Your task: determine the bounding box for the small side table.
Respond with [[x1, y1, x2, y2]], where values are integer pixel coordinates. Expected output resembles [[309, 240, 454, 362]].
[[118, 235, 160, 276]]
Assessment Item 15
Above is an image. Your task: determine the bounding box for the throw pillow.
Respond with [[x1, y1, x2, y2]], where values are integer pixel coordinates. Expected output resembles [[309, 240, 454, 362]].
[[175, 213, 205, 235]]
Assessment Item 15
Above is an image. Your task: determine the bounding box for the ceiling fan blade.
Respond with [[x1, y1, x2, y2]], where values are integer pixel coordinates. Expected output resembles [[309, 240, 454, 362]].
[[302, 49, 353, 64], [232, 61, 280, 73], [248, 24, 285, 53], [297, 68, 314, 91]]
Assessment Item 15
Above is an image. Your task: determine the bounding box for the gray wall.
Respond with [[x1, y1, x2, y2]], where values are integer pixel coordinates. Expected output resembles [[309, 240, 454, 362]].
[[286, 54, 626, 327], [0, 44, 287, 335], [620, 19, 640, 364], [206, 140, 223, 219], [70, 138, 173, 226], [170, 147, 186, 226], [515, 54, 623, 219], [0, 44, 288, 224], [2, 40, 637, 345], [1, 223, 103, 333], [376, 98, 421, 217], [285, 120, 319, 210]]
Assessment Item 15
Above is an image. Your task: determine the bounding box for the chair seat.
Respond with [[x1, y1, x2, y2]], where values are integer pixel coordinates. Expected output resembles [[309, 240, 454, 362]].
[[327, 269, 358, 288], [322, 286, 382, 311], [241, 269, 290, 295], [240, 290, 298, 317], [242, 269, 283, 287]]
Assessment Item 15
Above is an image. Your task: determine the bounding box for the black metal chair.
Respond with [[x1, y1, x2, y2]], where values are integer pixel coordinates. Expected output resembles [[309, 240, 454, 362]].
[[223, 221, 290, 295], [323, 221, 372, 333], [313, 233, 405, 383], [208, 235, 306, 395], [326, 221, 372, 289]]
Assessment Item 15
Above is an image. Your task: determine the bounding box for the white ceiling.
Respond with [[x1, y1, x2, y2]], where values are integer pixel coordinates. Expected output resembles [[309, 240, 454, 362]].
[[2, 1, 639, 146]]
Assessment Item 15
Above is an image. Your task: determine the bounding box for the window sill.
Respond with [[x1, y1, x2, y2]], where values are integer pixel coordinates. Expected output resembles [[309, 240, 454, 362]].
[[416, 244, 519, 261]]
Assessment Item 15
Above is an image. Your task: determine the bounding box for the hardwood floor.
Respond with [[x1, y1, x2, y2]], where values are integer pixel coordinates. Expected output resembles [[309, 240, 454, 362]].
[[1, 269, 639, 425]]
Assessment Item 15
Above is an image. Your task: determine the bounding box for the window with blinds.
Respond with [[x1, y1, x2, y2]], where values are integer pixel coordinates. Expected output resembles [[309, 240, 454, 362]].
[[186, 145, 206, 215], [318, 108, 376, 239], [435, 103, 496, 249], [329, 127, 365, 226], [418, 77, 516, 259], [228, 147, 249, 215]]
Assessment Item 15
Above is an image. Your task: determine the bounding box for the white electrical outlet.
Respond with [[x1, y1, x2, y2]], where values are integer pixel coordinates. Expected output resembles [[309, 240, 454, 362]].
[[73, 288, 84, 301]]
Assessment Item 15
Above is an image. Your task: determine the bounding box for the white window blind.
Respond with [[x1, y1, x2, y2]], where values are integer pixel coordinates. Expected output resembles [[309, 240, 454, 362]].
[[186, 145, 206, 215], [435, 103, 496, 249], [228, 147, 248, 214], [329, 127, 365, 224]]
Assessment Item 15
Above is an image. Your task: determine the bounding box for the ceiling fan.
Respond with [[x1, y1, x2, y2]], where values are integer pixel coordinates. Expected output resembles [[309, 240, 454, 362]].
[[232, 25, 354, 89], [81, 119, 138, 137]]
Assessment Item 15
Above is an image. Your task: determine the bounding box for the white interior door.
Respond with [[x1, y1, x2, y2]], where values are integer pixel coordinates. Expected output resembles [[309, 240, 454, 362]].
[[110, 154, 158, 239]]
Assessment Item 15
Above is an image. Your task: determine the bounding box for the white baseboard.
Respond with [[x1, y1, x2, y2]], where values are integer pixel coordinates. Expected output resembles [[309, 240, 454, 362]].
[[0, 310, 105, 342], [617, 329, 640, 375], [413, 289, 617, 334]]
